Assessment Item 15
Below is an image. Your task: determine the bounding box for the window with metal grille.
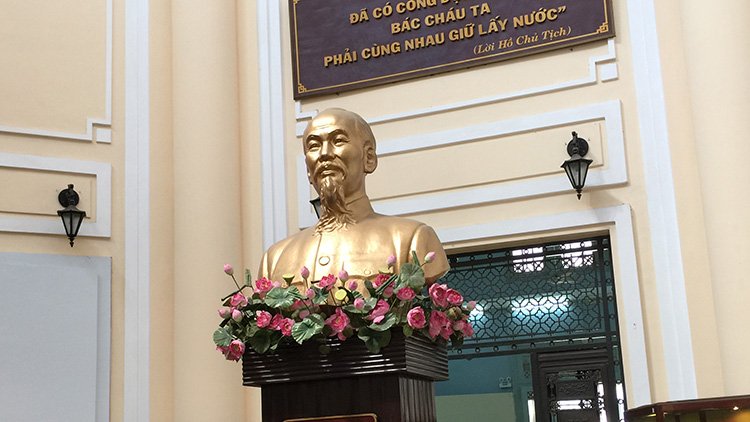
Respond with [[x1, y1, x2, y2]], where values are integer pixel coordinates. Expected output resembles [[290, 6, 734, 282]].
[[444, 236, 621, 358]]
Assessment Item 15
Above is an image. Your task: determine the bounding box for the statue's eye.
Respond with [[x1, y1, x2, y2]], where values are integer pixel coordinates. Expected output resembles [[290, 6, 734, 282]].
[[306, 139, 321, 150], [333, 135, 348, 146]]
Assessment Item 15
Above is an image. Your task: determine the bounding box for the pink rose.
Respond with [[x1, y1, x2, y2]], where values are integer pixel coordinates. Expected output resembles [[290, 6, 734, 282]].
[[300, 266, 310, 279], [269, 313, 284, 330], [429, 283, 449, 308], [383, 285, 394, 298], [446, 289, 463, 306], [386, 254, 397, 267], [223, 264, 234, 275], [396, 287, 416, 301], [428, 310, 451, 340], [216, 345, 229, 356], [231, 309, 243, 322], [452, 320, 473, 338], [346, 280, 358, 291], [467, 300, 477, 311], [325, 307, 350, 336], [372, 273, 390, 288], [227, 339, 245, 361], [353, 297, 365, 310], [256, 310, 272, 328], [407, 306, 427, 329], [279, 318, 294, 337], [230, 292, 248, 309], [255, 277, 273, 293], [367, 299, 390, 324], [318, 274, 336, 289], [218, 306, 232, 319]]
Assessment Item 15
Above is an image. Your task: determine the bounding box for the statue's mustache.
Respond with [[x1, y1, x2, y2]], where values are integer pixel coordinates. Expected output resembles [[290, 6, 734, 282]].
[[313, 161, 346, 179]]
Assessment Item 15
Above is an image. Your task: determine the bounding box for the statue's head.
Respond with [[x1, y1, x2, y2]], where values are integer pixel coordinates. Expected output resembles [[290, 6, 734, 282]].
[[303, 109, 377, 232]]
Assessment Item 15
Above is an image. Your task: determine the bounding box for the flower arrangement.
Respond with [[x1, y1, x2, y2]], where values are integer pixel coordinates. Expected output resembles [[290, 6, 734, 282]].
[[213, 251, 475, 361]]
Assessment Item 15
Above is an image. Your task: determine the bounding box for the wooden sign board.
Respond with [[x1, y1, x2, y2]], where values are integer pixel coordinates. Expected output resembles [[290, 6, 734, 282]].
[[284, 413, 377, 422], [289, 0, 615, 99]]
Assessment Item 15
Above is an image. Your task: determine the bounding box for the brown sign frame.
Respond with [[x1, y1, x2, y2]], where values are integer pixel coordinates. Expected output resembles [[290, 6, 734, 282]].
[[289, 0, 615, 99]]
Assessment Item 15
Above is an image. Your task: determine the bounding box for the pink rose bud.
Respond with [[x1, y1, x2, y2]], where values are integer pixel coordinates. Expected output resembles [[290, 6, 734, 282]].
[[300, 266, 310, 279], [231, 309, 243, 322], [218, 306, 232, 319], [299, 310, 310, 319], [306, 288, 316, 299], [223, 264, 234, 275], [424, 251, 436, 263], [467, 300, 477, 311], [386, 255, 397, 267], [346, 280, 358, 291], [354, 297, 365, 310], [338, 270, 349, 282]]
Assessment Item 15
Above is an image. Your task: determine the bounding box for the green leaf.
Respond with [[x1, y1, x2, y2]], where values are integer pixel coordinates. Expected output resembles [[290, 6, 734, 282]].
[[248, 331, 271, 354], [213, 327, 233, 347], [245, 324, 260, 338], [368, 313, 398, 332], [264, 287, 298, 308], [364, 279, 376, 296], [292, 315, 325, 344], [318, 344, 332, 355], [363, 329, 392, 354], [313, 288, 329, 305], [411, 250, 421, 266], [402, 325, 413, 337], [357, 326, 374, 342], [399, 262, 425, 290]]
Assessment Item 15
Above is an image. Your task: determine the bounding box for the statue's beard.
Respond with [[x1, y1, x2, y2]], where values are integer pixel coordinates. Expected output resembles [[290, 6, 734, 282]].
[[315, 174, 355, 234]]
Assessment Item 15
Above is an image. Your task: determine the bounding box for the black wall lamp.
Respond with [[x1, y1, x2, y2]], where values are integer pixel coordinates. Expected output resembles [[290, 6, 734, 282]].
[[57, 184, 86, 247], [561, 131, 593, 200]]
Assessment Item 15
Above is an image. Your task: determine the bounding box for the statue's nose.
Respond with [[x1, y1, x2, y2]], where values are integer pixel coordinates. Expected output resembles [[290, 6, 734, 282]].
[[320, 141, 334, 158]]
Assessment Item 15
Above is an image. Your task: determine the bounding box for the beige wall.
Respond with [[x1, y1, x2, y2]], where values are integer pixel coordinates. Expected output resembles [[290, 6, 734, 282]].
[[0, 0, 125, 420], [2, 0, 749, 421]]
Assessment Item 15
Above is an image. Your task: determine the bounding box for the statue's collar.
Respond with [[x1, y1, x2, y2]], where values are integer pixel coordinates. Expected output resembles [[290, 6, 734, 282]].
[[346, 194, 375, 220]]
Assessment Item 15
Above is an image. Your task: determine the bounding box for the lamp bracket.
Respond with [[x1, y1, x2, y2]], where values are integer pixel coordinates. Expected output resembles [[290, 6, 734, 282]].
[[58, 184, 80, 207], [566, 131, 589, 157]]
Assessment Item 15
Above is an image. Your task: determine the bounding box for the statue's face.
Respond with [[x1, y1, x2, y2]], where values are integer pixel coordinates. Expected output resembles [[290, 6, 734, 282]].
[[303, 112, 368, 197]]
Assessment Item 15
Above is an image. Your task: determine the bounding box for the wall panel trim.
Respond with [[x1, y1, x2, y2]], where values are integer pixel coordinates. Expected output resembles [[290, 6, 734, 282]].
[[0, 0, 113, 143], [0, 152, 111, 237]]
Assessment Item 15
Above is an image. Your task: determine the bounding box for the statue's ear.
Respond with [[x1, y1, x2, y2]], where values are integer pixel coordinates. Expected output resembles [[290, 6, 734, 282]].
[[363, 141, 377, 174]]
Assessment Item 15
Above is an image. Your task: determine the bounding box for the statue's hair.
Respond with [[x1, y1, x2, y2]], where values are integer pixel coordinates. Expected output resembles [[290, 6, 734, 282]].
[[306, 108, 377, 155]]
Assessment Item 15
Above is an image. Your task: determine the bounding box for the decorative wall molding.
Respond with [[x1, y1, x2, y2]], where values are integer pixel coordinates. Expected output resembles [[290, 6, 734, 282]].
[[297, 100, 627, 228], [258, 0, 288, 248], [0, 152, 111, 237], [437, 204, 651, 407], [0, 0, 112, 143], [295, 39, 617, 135], [123, 0, 150, 419], [627, 0, 696, 400]]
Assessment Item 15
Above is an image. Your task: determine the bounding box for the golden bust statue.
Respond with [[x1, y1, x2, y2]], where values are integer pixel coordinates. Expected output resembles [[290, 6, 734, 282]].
[[258, 108, 449, 289]]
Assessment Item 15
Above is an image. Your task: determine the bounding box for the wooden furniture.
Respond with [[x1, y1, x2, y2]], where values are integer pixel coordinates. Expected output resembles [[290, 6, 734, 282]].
[[625, 395, 750, 422], [243, 332, 448, 422]]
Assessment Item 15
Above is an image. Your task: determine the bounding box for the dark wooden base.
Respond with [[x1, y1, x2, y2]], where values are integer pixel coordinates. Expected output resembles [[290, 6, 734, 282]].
[[261, 374, 436, 422], [243, 332, 448, 422]]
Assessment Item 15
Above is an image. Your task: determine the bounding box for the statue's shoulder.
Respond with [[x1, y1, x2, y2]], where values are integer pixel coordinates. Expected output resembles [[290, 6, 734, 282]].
[[265, 226, 317, 258], [364, 213, 436, 238]]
